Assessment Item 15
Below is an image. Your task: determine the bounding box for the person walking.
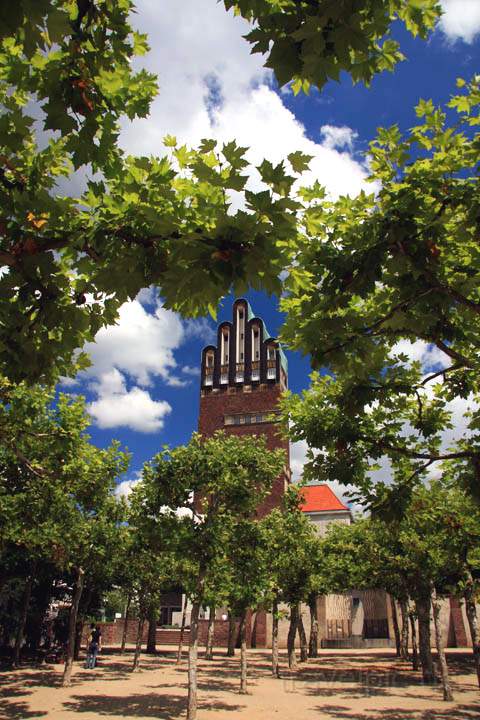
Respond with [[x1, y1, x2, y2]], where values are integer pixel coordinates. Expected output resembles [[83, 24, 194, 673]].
[[85, 623, 102, 669]]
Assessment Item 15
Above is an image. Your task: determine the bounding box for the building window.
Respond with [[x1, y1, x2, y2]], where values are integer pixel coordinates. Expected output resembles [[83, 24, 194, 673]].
[[224, 411, 279, 426]]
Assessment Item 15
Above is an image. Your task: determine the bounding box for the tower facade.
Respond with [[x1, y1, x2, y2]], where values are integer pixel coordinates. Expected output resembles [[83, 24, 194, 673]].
[[198, 298, 291, 515]]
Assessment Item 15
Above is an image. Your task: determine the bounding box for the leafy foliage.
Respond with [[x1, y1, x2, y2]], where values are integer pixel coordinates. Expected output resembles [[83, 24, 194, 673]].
[[280, 79, 480, 504], [225, 0, 440, 92]]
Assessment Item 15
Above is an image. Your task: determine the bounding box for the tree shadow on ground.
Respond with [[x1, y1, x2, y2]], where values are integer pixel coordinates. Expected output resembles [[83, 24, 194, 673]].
[[313, 703, 480, 720], [0, 699, 48, 719], [62, 692, 244, 718]]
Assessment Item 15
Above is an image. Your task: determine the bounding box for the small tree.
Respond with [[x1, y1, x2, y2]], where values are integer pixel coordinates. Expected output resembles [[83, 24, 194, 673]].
[[137, 431, 284, 720]]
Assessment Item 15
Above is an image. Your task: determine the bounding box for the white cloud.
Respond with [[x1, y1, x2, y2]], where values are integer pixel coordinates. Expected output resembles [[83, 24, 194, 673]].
[[439, 0, 480, 43], [320, 125, 358, 151], [87, 369, 172, 432], [83, 300, 184, 387], [182, 365, 201, 376], [389, 339, 450, 372], [120, 0, 374, 202], [115, 471, 142, 499], [183, 317, 217, 345]]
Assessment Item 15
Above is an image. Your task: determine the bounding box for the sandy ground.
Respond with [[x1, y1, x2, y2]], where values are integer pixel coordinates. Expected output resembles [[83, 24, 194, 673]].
[[1, 646, 479, 720]]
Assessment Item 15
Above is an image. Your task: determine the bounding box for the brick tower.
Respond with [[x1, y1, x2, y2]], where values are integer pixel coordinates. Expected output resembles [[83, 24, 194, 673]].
[[198, 298, 291, 515]]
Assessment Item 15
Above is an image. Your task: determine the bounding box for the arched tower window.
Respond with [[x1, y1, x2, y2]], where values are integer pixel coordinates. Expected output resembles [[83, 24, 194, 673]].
[[267, 344, 277, 380], [204, 350, 214, 386], [220, 328, 229, 384], [251, 323, 260, 381], [235, 306, 245, 382]]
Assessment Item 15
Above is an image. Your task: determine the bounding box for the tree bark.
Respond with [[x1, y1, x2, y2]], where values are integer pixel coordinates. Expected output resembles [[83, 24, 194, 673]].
[[74, 586, 93, 661], [287, 603, 299, 670], [297, 603, 308, 662], [120, 594, 131, 654], [272, 593, 280, 678], [409, 608, 419, 671], [464, 572, 480, 688], [431, 586, 453, 701], [13, 574, 33, 667], [308, 592, 319, 658], [62, 566, 85, 687], [399, 599, 409, 661], [415, 595, 435, 683], [187, 600, 200, 720], [146, 605, 157, 654], [132, 613, 145, 672], [227, 611, 236, 657], [176, 594, 188, 664], [239, 609, 248, 694], [390, 595, 401, 657], [205, 605, 215, 660]]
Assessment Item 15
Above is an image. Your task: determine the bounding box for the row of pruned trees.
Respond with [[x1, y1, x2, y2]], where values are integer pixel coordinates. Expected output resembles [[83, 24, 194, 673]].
[[2, 375, 480, 717]]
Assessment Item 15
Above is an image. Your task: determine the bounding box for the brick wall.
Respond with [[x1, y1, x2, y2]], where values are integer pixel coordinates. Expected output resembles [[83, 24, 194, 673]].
[[198, 385, 290, 516], [82, 616, 253, 648]]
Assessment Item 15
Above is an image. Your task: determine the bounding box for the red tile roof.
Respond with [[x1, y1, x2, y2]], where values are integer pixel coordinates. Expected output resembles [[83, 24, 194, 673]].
[[299, 484, 349, 513]]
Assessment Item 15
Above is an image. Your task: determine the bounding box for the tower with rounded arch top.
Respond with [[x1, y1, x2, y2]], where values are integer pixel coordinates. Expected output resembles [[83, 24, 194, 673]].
[[198, 298, 290, 515]]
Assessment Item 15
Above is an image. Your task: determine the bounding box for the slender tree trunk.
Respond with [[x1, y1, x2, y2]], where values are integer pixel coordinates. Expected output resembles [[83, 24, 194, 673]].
[[176, 594, 188, 664], [298, 603, 308, 662], [146, 605, 157, 654], [464, 572, 480, 688], [74, 586, 93, 661], [431, 586, 453, 701], [13, 574, 33, 667], [409, 610, 419, 671], [399, 599, 409, 661], [227, 611, 236, 657], [272, 594, 280, 678], [205, 605, 215, 660], [132, 613, 145, 671], [120, 594, 131, 654], [415, 595, 435, 683], [390, 595, 401, 657], [239, 609, 248, 694], [187, 601, 200, 720], [287, 603, 299, 670], [62, 567, 85, 687], [308, 592, 319, 658]]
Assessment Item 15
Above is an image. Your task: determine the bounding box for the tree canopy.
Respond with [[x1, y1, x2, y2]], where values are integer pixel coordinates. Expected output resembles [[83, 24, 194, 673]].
[[226, 0, 441, 93]]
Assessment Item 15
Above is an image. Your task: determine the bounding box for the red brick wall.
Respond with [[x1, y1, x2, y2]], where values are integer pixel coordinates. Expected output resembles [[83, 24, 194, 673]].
[[82, 616, 254, 648], [198, 385, 290, 516], [449, 598, 468, 646]]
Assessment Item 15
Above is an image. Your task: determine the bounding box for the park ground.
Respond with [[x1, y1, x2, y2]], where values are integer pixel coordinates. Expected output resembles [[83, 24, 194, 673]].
[[1, 647, 479, 720]]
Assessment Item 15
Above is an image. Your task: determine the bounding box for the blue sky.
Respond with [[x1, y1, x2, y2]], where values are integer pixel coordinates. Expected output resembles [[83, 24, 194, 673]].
[[63, 1, 480, 497]]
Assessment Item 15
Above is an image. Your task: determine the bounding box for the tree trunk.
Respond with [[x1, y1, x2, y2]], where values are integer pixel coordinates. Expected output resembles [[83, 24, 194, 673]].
[[132, 613, 145, 672], [205, 605, 215, 660], [409, 609, 419, 671], [239, 609, 248, 694], [287, 603, 299, 670], [74, 586, 93, 661], [120, 594, 131, 654], [187, 600, 200, 720], [146, 605, 157, 654], [227, 611, 236, 657], [399, 599, 409, 661], [390, 595, 401, 657], [297, 603, 308, 662], [13, 574, 33, 667], [431, 586, 453, 701], [415, 595, 435, 683], [308, 592, 319, 658], [176, 594, 188, 664], [62, 567, 85, 687], [465, 572, 480, 688], [272, 594, 280, 678]]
